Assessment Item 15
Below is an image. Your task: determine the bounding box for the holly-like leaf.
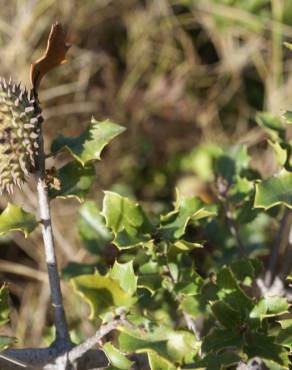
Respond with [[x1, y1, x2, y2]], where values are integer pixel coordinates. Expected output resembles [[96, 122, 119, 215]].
[[202, 328, 243, 353], [49, 161, 95, 202], [192, 352, 241, 370], [78, 201, 112, 255], [51, 118, 126, 166], [256, 112, 285, 141], [250, 296, 290, 321], [276, 326, 292, 351], [102, 191, 153, 248], [0, 336, 16, 350], [147, 350, 176, 370], [158, 191, 216, 242], [0, 203, 38, 238], [282, 110, 292, 124], [211, 301, 242, 330], [71, 267, 136, 319], [244, 333, 290, 368], [103, 342, 133, 370], [30, 22, 71, 89], [110, 261, 137, 296], [118, 326, 199, 365], [0, 284, 10, 326], [254, 170, 292, 209]]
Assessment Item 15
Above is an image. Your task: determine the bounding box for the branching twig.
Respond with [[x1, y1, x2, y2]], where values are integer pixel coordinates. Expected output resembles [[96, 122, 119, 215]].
[[1, 318, 128, 370]]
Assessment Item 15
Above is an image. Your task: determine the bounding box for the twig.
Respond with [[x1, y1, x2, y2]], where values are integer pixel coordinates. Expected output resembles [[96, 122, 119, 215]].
[[36, 123, 71, 346], [1, 318, 128, 370], [265, 208, 292, 287], [68, 318, 127, 364], [217, 177, 245, 256]]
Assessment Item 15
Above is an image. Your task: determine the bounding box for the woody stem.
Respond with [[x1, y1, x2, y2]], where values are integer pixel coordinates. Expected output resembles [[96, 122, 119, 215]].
[[36, 125, 71, 346]]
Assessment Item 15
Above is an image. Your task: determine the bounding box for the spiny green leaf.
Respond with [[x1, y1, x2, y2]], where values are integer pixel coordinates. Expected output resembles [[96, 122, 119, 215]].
[[202, 328, 243, 353], [102, 191, 153, 248], [211, 301, 241, 330], [250, 296, 290, 320], [118, 326, 199, 364], [254, 170, 292, 209], [268, 140, 288, 167], [256, 112, 285, 141], [0, 203, 38, 238], [78, 201, 112, 255], [0, 336, 16, 350], [158, 191, 216, 242], [276, 326, 292, 351], [103, 342, 133, 370], [110, 261, 137, 296], [51, 118, 126, 165], [49, 161, 95, 202], [244, 333, 290, 368], [147, 350, 176, 370], [192, 352, 241, 370], [71, 269, 136, 319], [282, 110, 292, 124]]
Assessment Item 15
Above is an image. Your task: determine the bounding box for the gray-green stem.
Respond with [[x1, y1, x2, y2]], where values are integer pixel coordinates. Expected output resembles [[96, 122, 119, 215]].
[[36, 126, 71, 346]]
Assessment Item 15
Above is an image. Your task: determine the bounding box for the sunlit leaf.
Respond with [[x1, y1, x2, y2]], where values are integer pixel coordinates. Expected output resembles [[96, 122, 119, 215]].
[[0, 336, 16, 350], [71, 269, 136, 319], [256, 112, 285, 141], [78, 201, 112, 255], [102, 191, 153, 248], [52, 118, 126, 165], [103, 342, 133, 370], [254, 170, 292, 209], [118, 326, 199, 364], [111, 261, 137, 296], [250, 296, 290, 320], [0, 203, 38, 238], [49, 161, 95, 202], [147, 350, 176, 370], [282, 110, 292, 124]]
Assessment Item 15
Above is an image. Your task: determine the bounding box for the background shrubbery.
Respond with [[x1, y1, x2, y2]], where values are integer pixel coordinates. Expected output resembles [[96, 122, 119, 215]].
[[0, 1, 291, 369]]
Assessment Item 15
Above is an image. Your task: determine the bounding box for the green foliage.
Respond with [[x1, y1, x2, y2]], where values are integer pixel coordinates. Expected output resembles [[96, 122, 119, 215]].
[[49, 161, 95, 202], [0, 203, 37, 238], [1, 95, 292, 369], [0, 285, 15, 349], [51, 118, 126, 165]]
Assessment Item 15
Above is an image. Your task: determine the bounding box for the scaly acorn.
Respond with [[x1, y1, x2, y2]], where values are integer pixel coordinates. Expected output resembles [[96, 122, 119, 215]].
[[0, 77, 43, 194]]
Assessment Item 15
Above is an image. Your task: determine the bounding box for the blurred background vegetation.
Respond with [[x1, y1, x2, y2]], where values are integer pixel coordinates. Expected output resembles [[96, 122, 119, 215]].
[[0, 0, 292, 347]]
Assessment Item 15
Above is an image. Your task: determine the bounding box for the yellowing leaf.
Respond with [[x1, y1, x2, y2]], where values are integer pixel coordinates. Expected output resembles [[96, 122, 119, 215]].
[[71, 266, 137, 319]]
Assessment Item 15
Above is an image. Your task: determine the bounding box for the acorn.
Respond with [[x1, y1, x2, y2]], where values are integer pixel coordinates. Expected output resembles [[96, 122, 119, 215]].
[[0, 77, 43, 194]]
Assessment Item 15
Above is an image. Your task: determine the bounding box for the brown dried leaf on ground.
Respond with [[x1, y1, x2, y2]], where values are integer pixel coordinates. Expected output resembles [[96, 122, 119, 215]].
[[30, 22, 71, 90]]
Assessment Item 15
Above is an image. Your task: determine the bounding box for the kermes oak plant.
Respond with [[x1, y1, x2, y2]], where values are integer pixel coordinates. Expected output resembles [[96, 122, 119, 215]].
[[0, 22, 290, 370]]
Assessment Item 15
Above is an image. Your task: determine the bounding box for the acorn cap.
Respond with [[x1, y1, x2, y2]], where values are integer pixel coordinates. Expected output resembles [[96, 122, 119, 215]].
[[0, 77, 43, 194]]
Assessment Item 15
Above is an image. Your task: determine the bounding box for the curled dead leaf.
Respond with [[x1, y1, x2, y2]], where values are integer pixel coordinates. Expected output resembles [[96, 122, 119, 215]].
[[30, 22, 71, 90]]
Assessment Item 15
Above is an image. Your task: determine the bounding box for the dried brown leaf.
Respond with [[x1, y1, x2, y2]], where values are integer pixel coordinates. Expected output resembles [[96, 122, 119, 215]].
[[30, 22, 71, 90]]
